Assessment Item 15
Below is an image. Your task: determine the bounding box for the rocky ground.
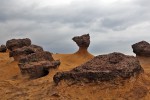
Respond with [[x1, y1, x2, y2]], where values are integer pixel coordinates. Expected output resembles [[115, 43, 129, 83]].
[[1, 51, 150, 100], [0, 35, 150, 100]]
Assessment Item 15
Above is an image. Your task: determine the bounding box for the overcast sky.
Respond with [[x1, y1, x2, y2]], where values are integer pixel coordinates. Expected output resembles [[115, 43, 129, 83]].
[[0, 0, 150, 55]]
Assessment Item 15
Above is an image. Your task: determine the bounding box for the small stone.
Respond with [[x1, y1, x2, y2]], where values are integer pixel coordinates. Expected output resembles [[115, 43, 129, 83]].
[[0, 45, 7, 52]]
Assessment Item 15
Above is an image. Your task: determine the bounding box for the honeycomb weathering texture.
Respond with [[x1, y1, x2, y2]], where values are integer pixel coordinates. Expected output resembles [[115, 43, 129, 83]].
[[72, 34, 90, 49], [132, 41, 150, 57], [9, 45, 44, 61], [6, 38, 31, 51], [18, 51, 60, 79], [53, 52, 143, 84]]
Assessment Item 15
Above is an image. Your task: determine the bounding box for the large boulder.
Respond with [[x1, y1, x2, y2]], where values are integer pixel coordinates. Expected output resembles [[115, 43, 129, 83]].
[[0, 45, 7, 52], [6, 38, 31, 51], [10, 45, 43, 61], [132, 41, 150, 57], [18, 51, 60, 79], [18, 60, 60, 79], [72, 34, 90, 49], [19, 51, 54, 63], [53, 52, 143, 84]]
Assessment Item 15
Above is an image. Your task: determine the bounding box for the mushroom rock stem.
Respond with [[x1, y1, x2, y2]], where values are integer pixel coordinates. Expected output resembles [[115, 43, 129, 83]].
[[75, 47, 89, 54], [72, 34, 90, 54]]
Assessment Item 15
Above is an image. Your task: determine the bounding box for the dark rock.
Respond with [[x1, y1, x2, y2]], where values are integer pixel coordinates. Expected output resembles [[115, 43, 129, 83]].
[[6, 38, 31, 51], [19, 51, 54, 63], [53, 52, 143, 84], [18, 60, 60, 79], [9, 45, 43, 61], [18, 50, 60, 79], [72, 34, 90, 49], [132, 41, 150, 57], [0, 45, 7, 52]]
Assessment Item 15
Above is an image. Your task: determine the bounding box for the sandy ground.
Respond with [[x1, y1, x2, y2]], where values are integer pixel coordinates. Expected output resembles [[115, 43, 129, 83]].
[[0, 51, 150, 100]]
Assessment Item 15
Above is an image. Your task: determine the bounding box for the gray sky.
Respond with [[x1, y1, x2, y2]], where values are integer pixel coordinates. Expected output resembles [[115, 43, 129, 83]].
[[0, 0, 150, 55]]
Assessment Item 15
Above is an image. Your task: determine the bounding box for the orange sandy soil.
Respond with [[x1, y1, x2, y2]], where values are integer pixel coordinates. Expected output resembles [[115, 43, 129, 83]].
[[0, 51, 150, 100]]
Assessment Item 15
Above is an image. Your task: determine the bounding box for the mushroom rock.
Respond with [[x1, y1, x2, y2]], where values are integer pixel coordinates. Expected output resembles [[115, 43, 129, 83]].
[[53, 52, 143, 84], [9, 45, 43, 61], [132, 41, 150, 57], [18, 51, 60, 79], [0, 45, 7, 52], [72, 34, 90, 54], [6, 38, 31, 51]]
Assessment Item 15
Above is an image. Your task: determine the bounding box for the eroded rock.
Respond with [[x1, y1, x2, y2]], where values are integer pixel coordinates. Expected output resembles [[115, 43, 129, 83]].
[[53, 52, 143, 84], [132, 41, 150, 57], [10, 45, 43, 61], [72, 34, 90, 49], [18, 51, 60, 79], [6, 38, 31, 51], [18, 60, 60, 79], [19, 51, 54, 63], [0, 45, 7, 52]]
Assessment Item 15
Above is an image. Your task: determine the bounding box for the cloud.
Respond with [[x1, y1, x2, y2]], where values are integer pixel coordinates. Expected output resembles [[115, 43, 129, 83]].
[[0, 0, 150, 55]]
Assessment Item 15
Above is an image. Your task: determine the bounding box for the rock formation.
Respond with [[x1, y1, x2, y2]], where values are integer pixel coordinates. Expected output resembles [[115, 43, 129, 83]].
[[132, 41, 150, 57], [0, 45, 7, 52], [5, 38, 61, 79], [9, 45, 43, 61], [6, 38, 31, 51], [53, 52, 143, 84], [18, 51, 60, 79], [72, 34, 90, 54], [72, 34, 90, 49], [18, 60, 60, 79], [19, 51, 54, 63]]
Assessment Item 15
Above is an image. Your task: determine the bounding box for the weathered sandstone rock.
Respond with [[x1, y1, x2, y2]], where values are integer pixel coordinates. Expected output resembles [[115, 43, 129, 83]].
[[6, 38, 31, 51], [53, 52, 143, 84], [132, 41, 150, 57]]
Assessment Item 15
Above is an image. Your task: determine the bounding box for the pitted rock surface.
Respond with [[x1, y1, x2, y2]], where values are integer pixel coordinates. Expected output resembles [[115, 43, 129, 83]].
[[19, 51, 54, 63], [6, 38, 31, 51], [0, 45, 7, 52], [18, 60, 60, 79], [72, 34, 90, 49], [53, 52, 143, 84], [132, 41, 150, 57], [9, 45, 43, 60], [18, 51, 60, 79]]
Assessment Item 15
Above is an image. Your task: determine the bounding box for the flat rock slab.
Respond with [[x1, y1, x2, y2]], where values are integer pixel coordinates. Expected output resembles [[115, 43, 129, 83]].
[[9, 45, 43, 61], [132, 41, 150, 57], [19, 51, 54, 63], [53, 52, 143, 84], [6, 38, 31, 51]]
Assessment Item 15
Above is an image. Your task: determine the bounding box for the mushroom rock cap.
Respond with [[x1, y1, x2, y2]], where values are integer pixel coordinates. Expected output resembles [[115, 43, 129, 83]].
[[53, 52, 143, 84], [6, 38, 31, 51], [72, 34, 90, 49], [132, 41, 150, 57]]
